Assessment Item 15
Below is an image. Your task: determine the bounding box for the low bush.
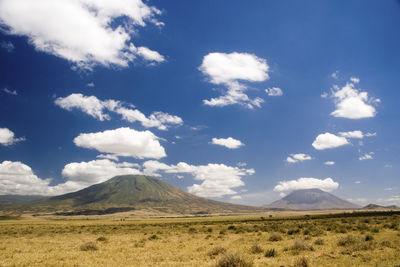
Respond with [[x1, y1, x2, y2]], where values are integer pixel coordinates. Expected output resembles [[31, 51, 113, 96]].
[[80, 242, 98, 251], [215, 252, 253, 267], [264, 248, 277, 258], [269, 232, 282, 242]]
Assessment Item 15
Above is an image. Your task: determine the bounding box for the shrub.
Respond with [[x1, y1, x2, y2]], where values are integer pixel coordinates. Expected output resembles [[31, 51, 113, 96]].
[[269, 232, 282, 242], [80, 242, 98, 251], [264, 248, 276, 258], [294, 257, 309, 267], [208, 246, 227, 258], [250, 243, 263, 254], [148, 234, 159, 240], [188, 227, 197, 234], [291, 239, 313, 251], [228, 225, 236, 230], [96, 236, 107, 242], [215, 252, 253, 267], [337, 235, 362, 246], [365, 234, 374, 241], [314, 238, 324, 245]]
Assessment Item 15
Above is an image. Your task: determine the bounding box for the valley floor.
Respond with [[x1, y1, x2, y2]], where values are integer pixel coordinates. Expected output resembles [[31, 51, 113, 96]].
[[0, 211, 399, 266]]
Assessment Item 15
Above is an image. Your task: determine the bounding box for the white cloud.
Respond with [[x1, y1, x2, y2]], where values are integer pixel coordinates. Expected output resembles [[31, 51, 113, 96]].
[[330, 79, 378, 119], [0, 0, 164, 69], [0, 159, 141, 195], [231, 195, 242, 200], [321, 92, 328, 98], [87, 82, 95, 87], [74, 127, 166, 159], [3, 88, 17, 95], [383, 195, 400, 205], [237, 162, 247, 167], [199, 52, 269, 109], [350, 77, 360, 84], [354, 181, 361, 184], [0, 128, 25, 146], [279, 192, 286, 198], [96, 154, 119, 161], [365, 132, 377, 137], [130, 45, 165, 63], [274, 177, 339, 192], [55, 93, 183, 130], [339, 130, 364, 139], [331, 70, 339, 79], [142, 160, 254, 198], [384, 188, 393, 191], [324, 161, 335, 165], [312, 132, 349, 150], [359, 152, 374, 161], [61, 159, 141, 187], [210, 137, 244, 149], [286, 153, 312, 163], [265, 87, 283, 96], [0, 41, 14, 52], [55, 93, 117, 121]]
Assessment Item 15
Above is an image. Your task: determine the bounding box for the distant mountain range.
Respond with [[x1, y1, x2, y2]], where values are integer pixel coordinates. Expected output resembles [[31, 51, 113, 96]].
[[265, 188, 360, 210], [0, 175, 263, 215], [362, 203, 400, 210], [1, 176, 398, 214]]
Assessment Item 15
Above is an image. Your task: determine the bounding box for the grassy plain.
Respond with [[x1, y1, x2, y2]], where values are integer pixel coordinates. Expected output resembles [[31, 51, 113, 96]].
[[0, 211, 399, 267]]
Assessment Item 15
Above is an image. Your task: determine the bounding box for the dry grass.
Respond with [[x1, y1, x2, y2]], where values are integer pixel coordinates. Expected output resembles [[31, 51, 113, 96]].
[[0, 211, 399, 266]]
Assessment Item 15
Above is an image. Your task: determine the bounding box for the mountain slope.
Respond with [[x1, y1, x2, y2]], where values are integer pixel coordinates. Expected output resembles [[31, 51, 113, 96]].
[[6, 175, 262, 214], [265, 189, 360, 210], [362, 204, 400, 210]]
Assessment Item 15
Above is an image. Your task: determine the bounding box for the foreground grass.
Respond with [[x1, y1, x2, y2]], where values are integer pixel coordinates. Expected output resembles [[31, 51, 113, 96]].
[[0, 211, 399, 266]]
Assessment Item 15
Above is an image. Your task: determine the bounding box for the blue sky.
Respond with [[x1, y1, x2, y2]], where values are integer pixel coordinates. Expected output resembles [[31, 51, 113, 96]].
[[0, 0, 399, 206]]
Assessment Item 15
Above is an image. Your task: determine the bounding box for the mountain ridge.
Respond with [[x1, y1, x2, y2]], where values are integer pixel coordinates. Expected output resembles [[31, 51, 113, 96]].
[[1, 175, 263, 215], [265, 188, 360, 210]]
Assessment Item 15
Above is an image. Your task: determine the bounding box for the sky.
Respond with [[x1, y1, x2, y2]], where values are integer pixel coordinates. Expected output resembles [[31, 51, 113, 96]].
[[0, 0, 399, 206]]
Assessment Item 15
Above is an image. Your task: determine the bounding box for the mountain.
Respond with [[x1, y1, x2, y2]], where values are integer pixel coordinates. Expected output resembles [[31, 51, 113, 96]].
[[0, 195, 45, 205], [2, 175, 263, 215], [265, 188, 360, 210], [362, 204, 400, 210]]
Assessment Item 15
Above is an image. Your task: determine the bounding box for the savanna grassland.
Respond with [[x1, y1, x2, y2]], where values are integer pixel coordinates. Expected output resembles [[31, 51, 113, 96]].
[[0, 211, 399, 267]]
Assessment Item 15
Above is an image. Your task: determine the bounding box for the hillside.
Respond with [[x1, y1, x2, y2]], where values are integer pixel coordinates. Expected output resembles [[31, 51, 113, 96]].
[[265, 188, 360, 210], [3, 175, 263, 215], [362, 204, 400, 210]]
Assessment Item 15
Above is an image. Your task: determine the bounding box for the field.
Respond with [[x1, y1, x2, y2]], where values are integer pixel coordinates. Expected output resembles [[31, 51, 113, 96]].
[[0, 211, 399, 267]]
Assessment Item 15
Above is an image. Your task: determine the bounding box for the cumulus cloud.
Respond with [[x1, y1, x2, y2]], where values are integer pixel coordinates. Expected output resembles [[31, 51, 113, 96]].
[[55, 93, 183, 130], [0, 0, 164, 69], [274, 177, 339, 192], [3, 88, 17, 95], [142, 160, 254, 198], [312, 132, 349, 150], [74, 127, 166, 159], [339, 130, 364, 139], [324, 161, 335, 165], [96, 154, 119, 161], [359, 152, 374, 161], [330, 79, 379, 119], [286, 153, 312, 163], [199, 52, 269, 109], [0, 128, 25, 146], [0, 159, 141, 195], [210, 137, 244, 149], [265, 87, 283, 96], [61, 159, 141, 187], [130, 45, 165, 63]]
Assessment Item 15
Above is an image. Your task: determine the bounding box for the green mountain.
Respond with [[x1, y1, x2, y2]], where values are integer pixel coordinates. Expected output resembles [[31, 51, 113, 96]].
[[4, 175, 262, 215]]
